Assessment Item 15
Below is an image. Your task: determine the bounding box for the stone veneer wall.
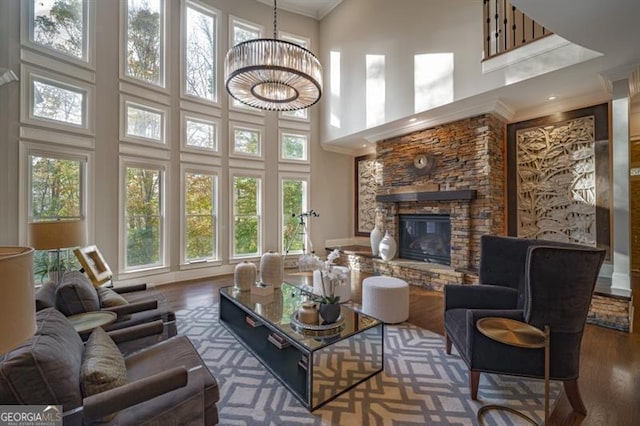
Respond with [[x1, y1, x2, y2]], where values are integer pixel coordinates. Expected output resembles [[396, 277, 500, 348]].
[[374, 113, 506, 272]]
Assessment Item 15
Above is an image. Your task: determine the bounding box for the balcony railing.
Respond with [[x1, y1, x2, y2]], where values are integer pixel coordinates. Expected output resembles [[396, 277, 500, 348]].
[[483, 0, 553, 59]]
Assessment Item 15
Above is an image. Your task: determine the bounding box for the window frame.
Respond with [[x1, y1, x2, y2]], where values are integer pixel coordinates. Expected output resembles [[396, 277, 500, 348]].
[[279, 129, 310, 163], [21, 64, 95, 135], [180, 0, 219, 106], [227, 15, 265, 115], [279, 173, 309, 255], [21, 0, 95, 69], [119, 0, 168, 91], [229, 121, 264, 159], [19, 141, 94, 245], [229, 169, 264, 261], [180, 164, 220, 266], [120, 94, 170, 147], [277, 31, 311, 122], [119, 157, 169, 274], [180, 111, 220, 154]]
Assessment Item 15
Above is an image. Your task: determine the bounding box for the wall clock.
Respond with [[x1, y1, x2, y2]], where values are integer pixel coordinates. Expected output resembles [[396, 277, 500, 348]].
[[413, 153, 436, 174]]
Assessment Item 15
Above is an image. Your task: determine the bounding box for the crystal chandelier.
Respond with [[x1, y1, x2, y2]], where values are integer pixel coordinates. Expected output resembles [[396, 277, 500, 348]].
[[224, 0, 323, 111]]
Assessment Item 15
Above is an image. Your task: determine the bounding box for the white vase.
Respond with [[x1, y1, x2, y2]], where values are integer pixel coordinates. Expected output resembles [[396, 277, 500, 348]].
[[378, 231, 397, 261], [234, 261, 256, 291], [370, 226, 383, 256], [260, 251, 283, 288]]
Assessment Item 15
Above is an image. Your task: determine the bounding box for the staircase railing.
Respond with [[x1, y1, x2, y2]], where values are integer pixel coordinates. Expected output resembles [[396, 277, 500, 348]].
[[483, 0, 553, 59]]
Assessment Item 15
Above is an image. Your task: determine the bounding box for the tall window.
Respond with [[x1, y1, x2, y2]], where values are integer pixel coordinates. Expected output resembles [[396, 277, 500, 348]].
[[184, 171, 217, 262], [279, 32, 309, 120], [232, 175, 261, 257], [229, 17, 262, 111], [124, 165, 163, 269], [30, 154, 83, 220], [232, 18, 261, 45], [282, 178, 307, 254], [125, 0, 165, 87], [30, 0, 87, 60], [184, 1, 216, 102], [29, 152, 85, 282]]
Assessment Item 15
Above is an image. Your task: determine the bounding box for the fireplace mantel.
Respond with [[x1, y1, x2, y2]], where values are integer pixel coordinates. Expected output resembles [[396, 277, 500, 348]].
[[376, 189, 477, 203]]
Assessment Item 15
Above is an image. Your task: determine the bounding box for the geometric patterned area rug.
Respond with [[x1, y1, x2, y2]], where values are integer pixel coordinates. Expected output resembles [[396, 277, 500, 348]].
[[177, 305, 560, 425]]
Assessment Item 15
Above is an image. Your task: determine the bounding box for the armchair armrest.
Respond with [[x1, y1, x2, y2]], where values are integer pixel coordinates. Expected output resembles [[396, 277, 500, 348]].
[[106, 320, 164, 344], [112, 283, 148, 294], [465, 308, 525, 327], [103, 300, 158, 316], [444, 284, 519, 311], [82, 367, 188, 422]]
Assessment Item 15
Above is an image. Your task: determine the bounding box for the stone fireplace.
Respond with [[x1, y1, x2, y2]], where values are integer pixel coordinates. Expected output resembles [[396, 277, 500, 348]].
[[352, 113, 507, 290], [341, 108, 630, 332]]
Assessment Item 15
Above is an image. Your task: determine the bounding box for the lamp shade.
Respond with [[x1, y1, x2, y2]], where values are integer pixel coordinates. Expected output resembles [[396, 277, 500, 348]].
[[0, 247, 36, 353], [29, 220, 87, 250]]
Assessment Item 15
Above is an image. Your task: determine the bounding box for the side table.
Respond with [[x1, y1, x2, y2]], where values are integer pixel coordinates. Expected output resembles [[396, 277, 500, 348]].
[[475, 317, 550, 425], [67, 311, 118, 334]]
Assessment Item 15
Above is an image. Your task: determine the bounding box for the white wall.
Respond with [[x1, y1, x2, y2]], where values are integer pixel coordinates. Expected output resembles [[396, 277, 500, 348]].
[[0, 0, 352, 285], [318, 0, 497, 141]]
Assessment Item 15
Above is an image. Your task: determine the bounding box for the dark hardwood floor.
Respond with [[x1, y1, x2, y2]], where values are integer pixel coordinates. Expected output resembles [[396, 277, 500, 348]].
[[158, 270, 640, 426]]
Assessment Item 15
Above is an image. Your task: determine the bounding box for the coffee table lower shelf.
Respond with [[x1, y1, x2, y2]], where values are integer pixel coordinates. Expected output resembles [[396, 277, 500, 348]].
[[219, 289, 383, 411]]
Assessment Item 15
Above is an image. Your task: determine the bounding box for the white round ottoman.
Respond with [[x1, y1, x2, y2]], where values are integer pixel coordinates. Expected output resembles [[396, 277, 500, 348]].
[[362, 276, 409, 323], [312, 266, 351, 303]]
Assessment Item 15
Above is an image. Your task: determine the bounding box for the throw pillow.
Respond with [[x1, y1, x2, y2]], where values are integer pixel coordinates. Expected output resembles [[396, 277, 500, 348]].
[[97, 287, 129, 307], [0, 308, 84, 410], [81, 327, 128, 397], [55, 271, 100, 315]]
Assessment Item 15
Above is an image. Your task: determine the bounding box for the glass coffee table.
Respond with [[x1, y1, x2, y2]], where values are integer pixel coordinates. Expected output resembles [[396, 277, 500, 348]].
[[219, 282, 384, 411]]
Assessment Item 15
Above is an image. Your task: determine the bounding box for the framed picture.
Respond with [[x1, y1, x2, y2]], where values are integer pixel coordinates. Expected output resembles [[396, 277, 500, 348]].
[[355, 154, 378, 236]]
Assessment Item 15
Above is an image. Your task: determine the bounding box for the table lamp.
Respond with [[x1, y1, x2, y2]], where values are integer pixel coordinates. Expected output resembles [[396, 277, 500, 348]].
[[0, 247, 36, 353], [29, 220, 87, 282]]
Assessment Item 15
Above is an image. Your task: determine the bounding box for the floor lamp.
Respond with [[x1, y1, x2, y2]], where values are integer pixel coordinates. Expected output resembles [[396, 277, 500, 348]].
[[0, 247, 36, 354], [29, 220, 87, 283]]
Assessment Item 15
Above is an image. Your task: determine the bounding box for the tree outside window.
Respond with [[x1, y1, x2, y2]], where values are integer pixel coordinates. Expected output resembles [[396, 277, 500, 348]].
[[282, 179, 306, 253], [185, 172, 216, 261], [233, 128, 261, 156], [125, 166, 162, 268], [125, 0, 163, 86], [32, 0, 85, 59], [126, 102, 163, 141], [32, 79, 84, 126], [30, 154, 83, 281], [233, 176, 260, 257], [185, 3, 216, 102], [281, 132, 308, 161], [185, 117, 216, 151]]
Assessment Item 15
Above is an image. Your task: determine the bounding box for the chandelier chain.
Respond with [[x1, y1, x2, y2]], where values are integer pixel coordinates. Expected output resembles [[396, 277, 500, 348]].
[[273, 0, 277, 39]]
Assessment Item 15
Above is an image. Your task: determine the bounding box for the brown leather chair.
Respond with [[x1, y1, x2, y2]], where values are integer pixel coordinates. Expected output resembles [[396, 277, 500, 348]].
[[0, 308, 219, 425]]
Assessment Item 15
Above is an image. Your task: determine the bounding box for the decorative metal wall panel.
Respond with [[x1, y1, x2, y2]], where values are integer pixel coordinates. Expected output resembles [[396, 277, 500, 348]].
[[516, 116, 596, 245]]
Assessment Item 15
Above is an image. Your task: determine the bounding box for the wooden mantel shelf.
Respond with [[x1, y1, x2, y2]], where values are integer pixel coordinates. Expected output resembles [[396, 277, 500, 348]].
[[376, 189, 477, 203]]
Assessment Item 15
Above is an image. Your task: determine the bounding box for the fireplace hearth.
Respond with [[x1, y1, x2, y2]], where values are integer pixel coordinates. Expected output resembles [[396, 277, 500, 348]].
[[399, 214, 451, 265]]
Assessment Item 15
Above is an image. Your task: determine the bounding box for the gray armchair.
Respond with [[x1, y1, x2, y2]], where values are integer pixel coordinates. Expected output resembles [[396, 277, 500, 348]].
[[35, 271, 176, 337], [0, 308, 219, 425], [444, 235, 605, 415]]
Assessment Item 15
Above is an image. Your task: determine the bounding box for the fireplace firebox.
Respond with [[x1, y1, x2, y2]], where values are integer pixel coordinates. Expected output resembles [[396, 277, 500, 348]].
[[399, 214, 451, 265]]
